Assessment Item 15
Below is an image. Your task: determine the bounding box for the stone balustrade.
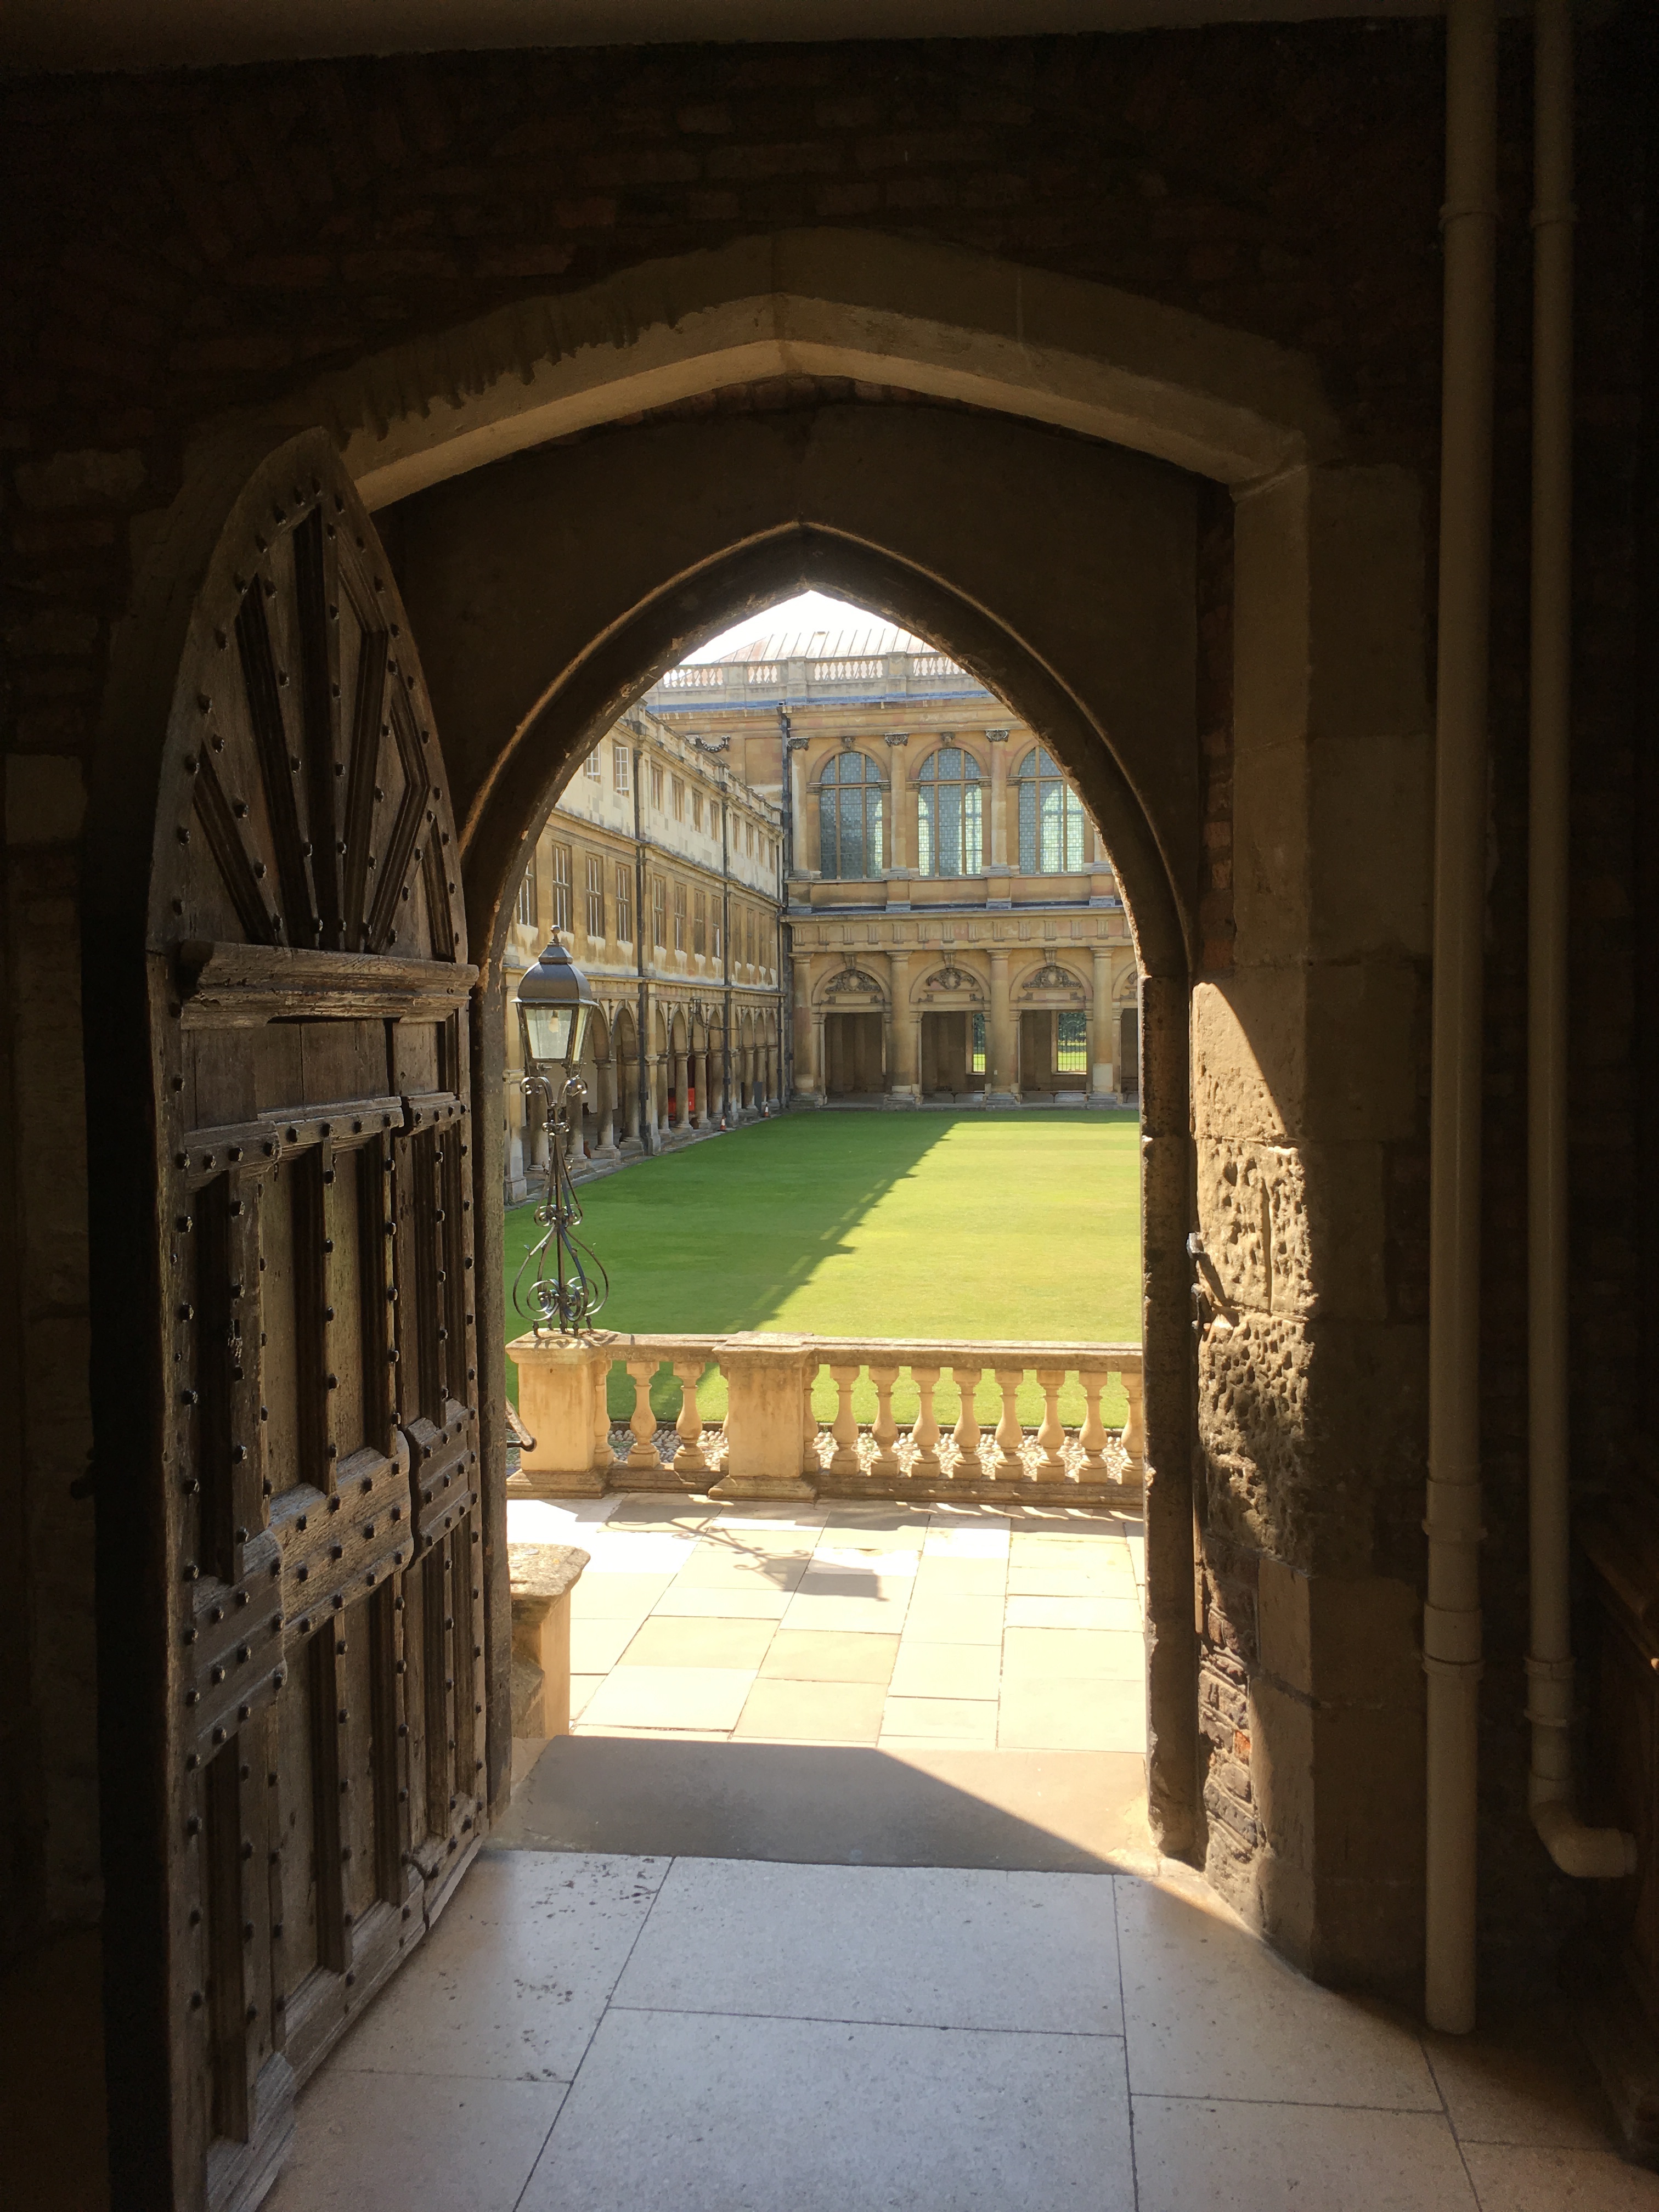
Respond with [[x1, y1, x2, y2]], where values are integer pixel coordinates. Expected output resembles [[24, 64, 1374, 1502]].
[[509, 1329, 1143, 1505]]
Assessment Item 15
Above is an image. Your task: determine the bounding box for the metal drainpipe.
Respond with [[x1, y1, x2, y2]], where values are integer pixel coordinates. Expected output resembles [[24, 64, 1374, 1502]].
[[1424, 0, 1499, 2038], [1525, 0, 1638, 1883]]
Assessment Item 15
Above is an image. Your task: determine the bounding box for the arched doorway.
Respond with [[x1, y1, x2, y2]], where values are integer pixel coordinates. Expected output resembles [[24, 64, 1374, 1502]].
[[84, 230, 1435, 2204]]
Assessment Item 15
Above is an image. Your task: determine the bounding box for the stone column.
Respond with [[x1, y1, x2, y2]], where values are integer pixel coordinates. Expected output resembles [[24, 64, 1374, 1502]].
[[644, 1054, 662, 1143], [1089, 945, 1115, 1103], [622, 1057, 641, 1151], [887, 949, 918, 1102], [691, 1046, 708, 1129], [674, 1045, 691, 1133], [986, 729, 1011, 875], [595, 1058, 617, 1155], [884, 732, 910, 875], [792, 953, 816, 1099], [985, 949, 1017, 1105]]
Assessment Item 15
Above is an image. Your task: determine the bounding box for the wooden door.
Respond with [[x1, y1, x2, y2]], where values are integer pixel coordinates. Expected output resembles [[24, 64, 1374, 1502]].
[[130, 436, 484, 2210]]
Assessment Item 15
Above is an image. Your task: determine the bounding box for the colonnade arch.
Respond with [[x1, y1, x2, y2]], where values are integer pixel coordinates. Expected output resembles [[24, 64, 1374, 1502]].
[[89, 234, 1433, 2166]]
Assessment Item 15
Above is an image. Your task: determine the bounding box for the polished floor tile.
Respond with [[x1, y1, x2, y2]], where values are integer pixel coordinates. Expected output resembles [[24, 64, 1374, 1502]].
[[883, 1694, 1000, 1744], [1116, 1877, 1440, 2109], [617, 1615, 776, 1670], [732, 1676, 887, 1742], [329, 1850, 666, 2084], [568, 1617, 641, 1673], [1132, 2095, 1477, 2212], [519, 2008, 1133, 2212], [1000, 1675, 1144, 1751], [670, 1549, 810, 1591], [1423, 2002, 1617, 2149], [1007, 1564, 1135, 1598], [650, 1581, 795, 1618], [568, 1674, 602, 1721], [578, 1664, 757, 1733], [1005, 1594, 1143, 1630], [900, 1594, 1007, 1644], [1462, 2143, 1659, 2209], [575, 1532, 699, 1575], [612, 1858, 1123, 2034], [268, 2064, 566, 2212], [780, 1589, 913, 1634], [569, 1572, 677, 1618], [757, 1628, 900, 1682], [1002, 1626, 1144, 1680], [911, 1558, 1009, 1598], [888, 1638, 1003, 1700]]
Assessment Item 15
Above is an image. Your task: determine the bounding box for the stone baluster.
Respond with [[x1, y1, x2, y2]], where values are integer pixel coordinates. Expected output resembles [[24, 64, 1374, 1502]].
[[1121, 1367, 1146, 1482], [672, 1358, 709, 1481], [593, 1358, 617, 1479], [828, 1363, 862, 1478], [1033, 1367, 1068, 1480], [623, 1358, 661, 1472], [1077, 1368, 1113, 1480], [993, 1366, 1026, 1479], [869, 1363, 901, 1479], [907, 1365, 941, 1481], [803, 1359, 823, 1479], [951, 1365, 985, 1478]]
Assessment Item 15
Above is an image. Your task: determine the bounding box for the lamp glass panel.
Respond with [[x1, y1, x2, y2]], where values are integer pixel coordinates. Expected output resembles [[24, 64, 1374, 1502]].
[[523, 1002, 574, 1065]]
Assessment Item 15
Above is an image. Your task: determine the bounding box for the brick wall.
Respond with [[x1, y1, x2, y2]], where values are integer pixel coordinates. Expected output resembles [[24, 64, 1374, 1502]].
[[0, 18, 1650, 1979]]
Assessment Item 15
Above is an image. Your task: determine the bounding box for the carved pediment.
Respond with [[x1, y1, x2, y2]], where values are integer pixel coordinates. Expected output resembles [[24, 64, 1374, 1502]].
[[922, 963, 983, 998], [822, 965, 885, 998], [1017, 961, 1087, 1001]]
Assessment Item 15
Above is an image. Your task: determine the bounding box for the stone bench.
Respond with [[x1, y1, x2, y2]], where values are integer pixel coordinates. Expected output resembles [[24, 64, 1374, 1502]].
[[508, 1542, 588, 1741]]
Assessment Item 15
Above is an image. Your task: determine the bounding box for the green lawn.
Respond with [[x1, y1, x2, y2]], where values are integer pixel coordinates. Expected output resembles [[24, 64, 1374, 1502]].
[[504, 1110, 1142, 1427]]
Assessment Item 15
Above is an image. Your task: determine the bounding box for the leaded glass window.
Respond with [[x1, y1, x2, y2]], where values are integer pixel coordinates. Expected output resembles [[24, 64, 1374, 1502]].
[[817, 750, 885, 879], [1014, 745, 1086, 874], [916, 746, 984, 878]]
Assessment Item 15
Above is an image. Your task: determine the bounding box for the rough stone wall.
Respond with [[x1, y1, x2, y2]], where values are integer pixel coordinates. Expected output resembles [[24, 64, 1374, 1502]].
[[0, 18, 1648, 1990]]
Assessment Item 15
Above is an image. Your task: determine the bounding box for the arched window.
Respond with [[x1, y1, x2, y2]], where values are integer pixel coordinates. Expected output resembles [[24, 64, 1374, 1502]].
[[1014, 746, 1086, 874], [916, 745, 985, 877], [817, 750, 885, 879]]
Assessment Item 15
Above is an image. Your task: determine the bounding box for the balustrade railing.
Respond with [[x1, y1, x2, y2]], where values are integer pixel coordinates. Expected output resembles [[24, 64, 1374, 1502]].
[[510, 1329, 1143, 1502]]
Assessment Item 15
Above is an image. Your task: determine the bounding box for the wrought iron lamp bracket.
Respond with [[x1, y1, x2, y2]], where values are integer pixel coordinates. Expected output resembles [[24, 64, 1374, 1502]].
[[514, 1064, 610, 1336]]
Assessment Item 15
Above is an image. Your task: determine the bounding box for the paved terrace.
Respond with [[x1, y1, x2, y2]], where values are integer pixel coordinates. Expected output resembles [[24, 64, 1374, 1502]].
[[266, 1498, 1657, 2212]]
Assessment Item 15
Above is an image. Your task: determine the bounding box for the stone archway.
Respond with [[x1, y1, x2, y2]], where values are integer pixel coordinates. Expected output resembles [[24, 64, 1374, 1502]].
[[91, 229, 1432, 2052]]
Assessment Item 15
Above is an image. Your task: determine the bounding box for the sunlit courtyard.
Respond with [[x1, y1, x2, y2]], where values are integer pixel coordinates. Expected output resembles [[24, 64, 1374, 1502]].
[[505, 1110, 1142, 1429]]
